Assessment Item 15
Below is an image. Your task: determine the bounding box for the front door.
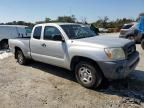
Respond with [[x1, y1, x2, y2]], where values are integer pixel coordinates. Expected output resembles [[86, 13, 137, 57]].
[[33, 26, 66, 67]]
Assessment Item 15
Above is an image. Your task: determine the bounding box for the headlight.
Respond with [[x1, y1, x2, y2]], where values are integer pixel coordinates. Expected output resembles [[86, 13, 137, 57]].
[[104, 48, 126, 60]]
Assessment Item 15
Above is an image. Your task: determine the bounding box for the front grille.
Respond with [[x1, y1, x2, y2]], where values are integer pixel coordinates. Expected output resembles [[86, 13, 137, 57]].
[[123, 42, 136, 59]]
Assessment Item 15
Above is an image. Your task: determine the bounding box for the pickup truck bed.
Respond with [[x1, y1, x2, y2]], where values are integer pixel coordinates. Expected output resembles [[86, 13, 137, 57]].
[[9, 38, 31, 59]]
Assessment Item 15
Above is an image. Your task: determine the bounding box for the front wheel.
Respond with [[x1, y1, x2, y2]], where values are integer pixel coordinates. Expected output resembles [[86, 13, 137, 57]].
[[16, 50, 27, 65], [127, 35, 135, 41], [141, 39, 144, 50], [75, 61, 102, 88]]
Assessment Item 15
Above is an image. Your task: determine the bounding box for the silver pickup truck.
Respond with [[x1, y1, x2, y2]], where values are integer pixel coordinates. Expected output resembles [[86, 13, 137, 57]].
[[9, 23, 139, 88]]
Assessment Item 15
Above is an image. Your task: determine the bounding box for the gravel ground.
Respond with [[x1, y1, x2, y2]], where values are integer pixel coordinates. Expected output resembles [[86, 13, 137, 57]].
[[0, 35, 144, 108], [0, 49, 12, 60]]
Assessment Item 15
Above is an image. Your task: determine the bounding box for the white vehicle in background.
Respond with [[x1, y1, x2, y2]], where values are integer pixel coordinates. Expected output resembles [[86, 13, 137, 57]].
[[99, 28, 108, 33], [0, 25, 32, 49]]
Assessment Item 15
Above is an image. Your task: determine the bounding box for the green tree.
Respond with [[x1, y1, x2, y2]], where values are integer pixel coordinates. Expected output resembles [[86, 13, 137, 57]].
[[57, 15, 76, 23], [93, 16, 109, 28], [5, 21, 34, 27], [93, 17, 134, 29], [45, 17, 51, 23], [81, 17, 88, 24]]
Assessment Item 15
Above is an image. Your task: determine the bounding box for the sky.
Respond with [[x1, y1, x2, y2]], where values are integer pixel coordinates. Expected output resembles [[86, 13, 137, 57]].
[[0, 0, 144, 23]]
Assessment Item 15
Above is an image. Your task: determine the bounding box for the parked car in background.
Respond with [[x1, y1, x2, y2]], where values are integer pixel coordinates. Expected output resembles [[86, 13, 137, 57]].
[[99, 28, 108, 33], [9, 23, 139, 88], [119, 22, 144, 44], [0, 25, 32, 49]]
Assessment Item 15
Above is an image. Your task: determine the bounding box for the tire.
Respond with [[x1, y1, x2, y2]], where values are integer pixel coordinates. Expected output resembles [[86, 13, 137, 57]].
[[16, 50, 27, 65], [141, 38, 144, 50], [127, 35, 135, 41], [75, 61, 102, 88], [1, 40, 9, 49]]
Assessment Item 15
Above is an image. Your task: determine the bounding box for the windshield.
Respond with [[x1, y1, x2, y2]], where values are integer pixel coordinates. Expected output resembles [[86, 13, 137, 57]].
[[122, 24, 133, 29], [60, 25, 96, 39]]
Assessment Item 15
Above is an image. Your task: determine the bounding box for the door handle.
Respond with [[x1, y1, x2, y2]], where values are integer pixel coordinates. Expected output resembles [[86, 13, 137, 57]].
[[41, 43, 46, 47]]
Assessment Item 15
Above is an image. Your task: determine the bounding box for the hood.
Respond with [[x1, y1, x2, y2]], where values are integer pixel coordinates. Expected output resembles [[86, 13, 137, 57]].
[[71, 36, 132, 48]]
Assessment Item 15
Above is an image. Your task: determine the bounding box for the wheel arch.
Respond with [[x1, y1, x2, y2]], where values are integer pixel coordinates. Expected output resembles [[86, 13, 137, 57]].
[[70, 56, 104, 77], [1, 38, 8, 42], [15, 47, 23, 59], [0, 39, 9, 47]]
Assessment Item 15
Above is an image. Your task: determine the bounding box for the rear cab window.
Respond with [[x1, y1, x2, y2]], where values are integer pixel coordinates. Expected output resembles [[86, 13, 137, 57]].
[[33, 26, 42, 39]]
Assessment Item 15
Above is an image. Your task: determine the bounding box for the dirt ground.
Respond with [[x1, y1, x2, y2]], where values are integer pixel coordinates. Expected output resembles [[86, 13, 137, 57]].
[[0, 44, 144, 108]]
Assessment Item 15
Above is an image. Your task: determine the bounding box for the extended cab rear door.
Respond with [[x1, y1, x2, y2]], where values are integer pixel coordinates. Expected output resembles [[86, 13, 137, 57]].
[[30, 26, 44, 61]]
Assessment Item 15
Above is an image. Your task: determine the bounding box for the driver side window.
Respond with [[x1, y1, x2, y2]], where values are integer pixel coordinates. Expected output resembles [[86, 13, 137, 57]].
[[44, 26, 62, 41]]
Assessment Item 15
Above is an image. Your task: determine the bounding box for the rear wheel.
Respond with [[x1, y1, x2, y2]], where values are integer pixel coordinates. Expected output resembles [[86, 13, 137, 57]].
[[141, 38, 144, 50], [16, 50, 27, 65], [75, 61, 102, 88]]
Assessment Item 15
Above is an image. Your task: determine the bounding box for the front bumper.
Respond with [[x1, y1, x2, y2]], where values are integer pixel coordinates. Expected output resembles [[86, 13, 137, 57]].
[[119, 35, 126, 38], [97, 51, 139, 80]]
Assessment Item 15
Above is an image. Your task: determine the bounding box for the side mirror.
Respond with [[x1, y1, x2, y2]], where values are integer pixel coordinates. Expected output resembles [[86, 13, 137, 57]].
[[53, 34, 65, 42]]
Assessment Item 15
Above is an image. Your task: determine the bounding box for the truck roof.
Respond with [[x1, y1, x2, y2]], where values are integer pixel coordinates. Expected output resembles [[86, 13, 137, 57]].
[[35, 23, 81, 27]]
